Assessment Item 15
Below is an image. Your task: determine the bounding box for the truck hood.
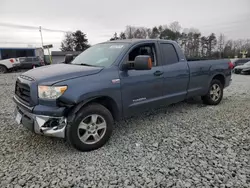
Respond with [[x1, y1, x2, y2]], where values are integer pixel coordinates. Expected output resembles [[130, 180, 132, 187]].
[[22, 64, 103, 84]]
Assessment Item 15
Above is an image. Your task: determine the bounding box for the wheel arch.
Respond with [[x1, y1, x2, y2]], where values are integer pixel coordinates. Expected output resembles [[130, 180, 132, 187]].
[[67, 96, 121, 123], [211, 74, 225, 87], [202, 73, 226, 96]]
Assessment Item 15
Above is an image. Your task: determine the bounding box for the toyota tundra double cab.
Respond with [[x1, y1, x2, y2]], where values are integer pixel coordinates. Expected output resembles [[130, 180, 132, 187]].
[[13, 39, 233, 151]]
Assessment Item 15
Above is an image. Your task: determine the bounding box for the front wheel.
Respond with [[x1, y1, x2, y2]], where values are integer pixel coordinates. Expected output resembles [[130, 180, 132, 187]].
[[67, 103, 114, 152], [0, 65, 8, 74], [202, 79, 223, 105]]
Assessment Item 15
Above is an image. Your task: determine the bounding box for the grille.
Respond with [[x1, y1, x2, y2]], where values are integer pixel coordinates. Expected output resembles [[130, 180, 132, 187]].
[[20, 75, 34, 81], [15, 80, 31, 105]]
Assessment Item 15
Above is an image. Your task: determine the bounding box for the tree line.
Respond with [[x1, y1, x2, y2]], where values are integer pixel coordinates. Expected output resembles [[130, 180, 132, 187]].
[[110, 22, 250, 59], [60, 30, 90, 51], [61, 22, 250, 59]]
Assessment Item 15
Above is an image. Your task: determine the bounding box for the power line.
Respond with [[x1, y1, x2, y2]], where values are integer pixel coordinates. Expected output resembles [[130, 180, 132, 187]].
[[0, 41, 61, 45], [0, 22, 68, 33]]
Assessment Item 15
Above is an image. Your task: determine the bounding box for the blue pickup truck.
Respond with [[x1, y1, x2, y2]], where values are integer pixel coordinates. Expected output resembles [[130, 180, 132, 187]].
[[13, 39, 233, 151]]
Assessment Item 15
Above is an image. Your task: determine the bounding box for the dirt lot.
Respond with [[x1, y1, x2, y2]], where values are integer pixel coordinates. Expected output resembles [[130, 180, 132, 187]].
[[0, 73, 250, 188]]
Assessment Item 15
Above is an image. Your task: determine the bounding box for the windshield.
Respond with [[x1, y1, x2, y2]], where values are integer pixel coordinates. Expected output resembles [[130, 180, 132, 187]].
[[71, 43, 128, 67]]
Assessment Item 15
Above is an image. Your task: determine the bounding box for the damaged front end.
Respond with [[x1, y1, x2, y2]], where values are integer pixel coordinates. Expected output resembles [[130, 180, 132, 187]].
[[35, 116, 67, 138], [15, 105, 67, 138]]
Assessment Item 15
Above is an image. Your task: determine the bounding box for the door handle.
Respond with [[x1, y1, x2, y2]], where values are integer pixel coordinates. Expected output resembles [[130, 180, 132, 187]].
[[154, 70, 163, 76]]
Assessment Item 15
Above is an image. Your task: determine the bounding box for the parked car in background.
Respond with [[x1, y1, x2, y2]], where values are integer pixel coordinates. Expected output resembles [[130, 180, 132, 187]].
[[19, 56, 45, 69], [234, 61, 250, 74], [0, 58, 20, 73], [231, 58, 250, 68], [51, 51, 81, 64]]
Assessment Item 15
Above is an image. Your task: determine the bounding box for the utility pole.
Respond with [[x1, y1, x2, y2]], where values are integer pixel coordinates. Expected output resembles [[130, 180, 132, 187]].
[[129, 27, 132, 39], [43, 44, 53, 64], [39, 26, 44, 48], [39, 26, 46, 64], [218, 34, 225, 59]]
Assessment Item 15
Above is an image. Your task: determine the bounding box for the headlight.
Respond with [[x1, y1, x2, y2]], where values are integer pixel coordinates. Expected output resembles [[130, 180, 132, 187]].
[[38, 86, 67, 99]]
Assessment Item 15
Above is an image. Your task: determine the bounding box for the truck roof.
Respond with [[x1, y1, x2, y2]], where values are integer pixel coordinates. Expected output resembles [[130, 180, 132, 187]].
[[102, 39, 177, 45]]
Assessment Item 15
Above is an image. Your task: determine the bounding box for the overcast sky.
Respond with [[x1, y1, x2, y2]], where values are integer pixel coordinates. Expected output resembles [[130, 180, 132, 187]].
[[0, 0, 250, 51]]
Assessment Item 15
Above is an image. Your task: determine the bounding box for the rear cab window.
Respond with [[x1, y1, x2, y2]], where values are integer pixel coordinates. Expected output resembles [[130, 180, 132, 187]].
[[160, 43, 179, 65]]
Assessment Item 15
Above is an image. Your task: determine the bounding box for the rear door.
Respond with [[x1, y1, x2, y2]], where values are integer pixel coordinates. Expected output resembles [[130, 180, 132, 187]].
[[159, 42, 189, 104], [119, 42, 165, 117], [20, 57, 32, 69]]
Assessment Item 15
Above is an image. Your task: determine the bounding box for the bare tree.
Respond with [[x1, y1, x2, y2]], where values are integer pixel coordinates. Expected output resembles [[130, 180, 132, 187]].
[[124, 26, 148, 39], [169, 21, 181, 33], [125, 26, 136, 39], [217, 34, 225, 58], [200, 36, 207, 57], [224, 40, 236, 58], [111, 22, 250, 59], [134, 27, 148, 39], [146, 28, 152, 39], [207, 33, 217, 57]]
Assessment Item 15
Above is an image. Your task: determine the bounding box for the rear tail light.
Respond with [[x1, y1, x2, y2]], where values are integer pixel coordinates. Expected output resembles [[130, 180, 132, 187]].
[[228, 62, 234, 69], [10, 59, 14, 63]]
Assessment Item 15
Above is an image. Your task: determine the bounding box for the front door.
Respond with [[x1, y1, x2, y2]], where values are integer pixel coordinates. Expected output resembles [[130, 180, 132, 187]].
[[119, 42, 164, 117]]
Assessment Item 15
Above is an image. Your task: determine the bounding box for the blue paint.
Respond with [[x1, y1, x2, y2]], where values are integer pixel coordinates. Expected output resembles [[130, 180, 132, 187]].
[[15, 39, 232, 119]]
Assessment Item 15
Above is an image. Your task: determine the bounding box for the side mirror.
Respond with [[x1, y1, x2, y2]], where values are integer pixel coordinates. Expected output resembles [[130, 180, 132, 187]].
[[64, 54, 74, 64], [124, 55, 152, 70]]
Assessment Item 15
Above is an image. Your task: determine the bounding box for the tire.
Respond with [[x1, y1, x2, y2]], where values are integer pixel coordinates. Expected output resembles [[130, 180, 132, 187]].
[[66, 103, 114, 152], [202, 79, 223, 105], [0, 65, 8, 74]]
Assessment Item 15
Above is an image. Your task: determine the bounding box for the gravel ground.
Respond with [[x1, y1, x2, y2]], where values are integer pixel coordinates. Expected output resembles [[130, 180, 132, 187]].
[[0, 73, 250, 188]]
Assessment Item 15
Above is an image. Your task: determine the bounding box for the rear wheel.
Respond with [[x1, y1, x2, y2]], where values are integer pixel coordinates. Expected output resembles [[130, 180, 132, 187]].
[[202, 79, 223, 105], [0, 65, 7, 74], [67, 103, 114, 152]]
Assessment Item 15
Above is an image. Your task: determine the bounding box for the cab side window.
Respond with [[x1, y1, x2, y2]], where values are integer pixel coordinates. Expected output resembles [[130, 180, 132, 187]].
[[128, 44, 157, 66], [160, 43, 179, 65]]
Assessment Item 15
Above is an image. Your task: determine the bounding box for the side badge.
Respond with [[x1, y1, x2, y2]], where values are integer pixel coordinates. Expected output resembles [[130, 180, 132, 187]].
[[111, 79, 120, 84]]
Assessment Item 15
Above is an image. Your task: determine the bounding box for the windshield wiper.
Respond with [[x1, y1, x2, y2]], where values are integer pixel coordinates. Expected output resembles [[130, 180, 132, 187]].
[[79, 63, 95, 66], [79, 63, 104, 67]]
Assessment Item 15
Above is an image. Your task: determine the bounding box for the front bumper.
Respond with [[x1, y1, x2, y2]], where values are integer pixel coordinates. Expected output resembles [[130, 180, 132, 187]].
[[13, 96, 67, 138], [241, 69, 250, 74]]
